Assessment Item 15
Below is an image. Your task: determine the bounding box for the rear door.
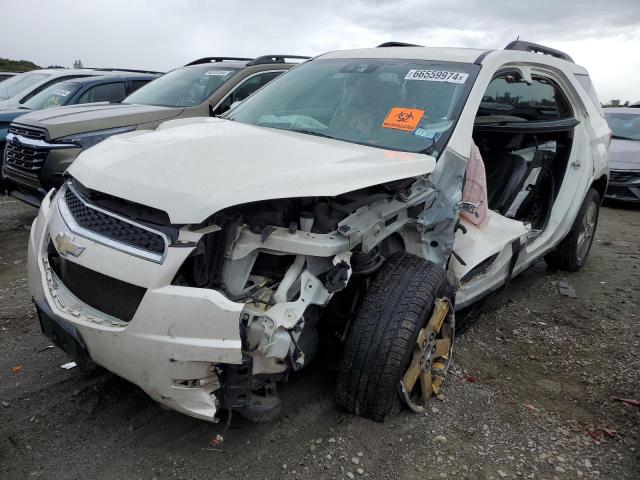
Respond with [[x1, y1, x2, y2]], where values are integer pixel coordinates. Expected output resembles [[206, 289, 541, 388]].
[[453, 63, 585, 307]]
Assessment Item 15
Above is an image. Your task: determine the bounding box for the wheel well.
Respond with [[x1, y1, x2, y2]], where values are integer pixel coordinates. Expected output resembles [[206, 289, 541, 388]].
[[591, 174, 608, 203]]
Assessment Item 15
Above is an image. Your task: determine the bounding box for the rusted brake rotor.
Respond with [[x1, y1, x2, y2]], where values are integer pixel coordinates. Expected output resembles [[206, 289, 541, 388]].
[[399, 298, 455, 413]]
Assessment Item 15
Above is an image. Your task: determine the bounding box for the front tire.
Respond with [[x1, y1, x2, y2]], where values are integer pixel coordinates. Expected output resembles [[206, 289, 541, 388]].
[[545, 187, 600, 271], [335, 252, 446, 421]]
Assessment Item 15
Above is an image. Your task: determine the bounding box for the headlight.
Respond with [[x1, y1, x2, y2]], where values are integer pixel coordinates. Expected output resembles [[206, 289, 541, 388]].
[[56, 126, 136, 149]]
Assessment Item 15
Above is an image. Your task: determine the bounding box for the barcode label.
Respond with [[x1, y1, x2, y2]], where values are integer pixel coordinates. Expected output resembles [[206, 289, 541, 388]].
[[405, 69, 468, 84]]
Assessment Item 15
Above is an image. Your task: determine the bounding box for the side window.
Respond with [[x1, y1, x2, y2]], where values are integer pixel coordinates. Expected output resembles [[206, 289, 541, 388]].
[[480, 73, 572, 121], [213, 71, 283, 115], [77, 82, 127, 104], [129, 80, 150, 94], [232, 72, 283, 103]]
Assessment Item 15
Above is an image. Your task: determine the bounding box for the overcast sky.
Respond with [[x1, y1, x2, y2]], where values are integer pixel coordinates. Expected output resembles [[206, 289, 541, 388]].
[[1, 0, 638, 102]]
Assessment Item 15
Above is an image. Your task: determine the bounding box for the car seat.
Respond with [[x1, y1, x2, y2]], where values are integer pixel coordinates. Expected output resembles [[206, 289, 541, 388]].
[[486, 153, 529, 213], [328, 77, 398, 137]]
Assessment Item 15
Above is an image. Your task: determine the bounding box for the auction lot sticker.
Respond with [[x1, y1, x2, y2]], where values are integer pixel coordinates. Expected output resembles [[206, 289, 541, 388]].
[[405, 69, 468, 84], [204, 70, 233, 76], [382, 107, 425, 131]]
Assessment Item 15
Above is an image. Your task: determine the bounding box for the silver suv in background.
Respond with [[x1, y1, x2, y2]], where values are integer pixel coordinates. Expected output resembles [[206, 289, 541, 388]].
[[4, 55, 308, 206], [0, 72, 17, 82], [603, 107, 640, 202]]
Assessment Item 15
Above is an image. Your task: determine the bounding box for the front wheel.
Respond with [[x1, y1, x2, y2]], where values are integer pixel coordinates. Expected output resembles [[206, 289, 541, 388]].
[[545, 188, 600, 271], [335, 252, 449, 421]]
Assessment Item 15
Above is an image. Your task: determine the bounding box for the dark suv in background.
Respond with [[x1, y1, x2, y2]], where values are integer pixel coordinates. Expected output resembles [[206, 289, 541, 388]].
[[2, 55, 308, 206]]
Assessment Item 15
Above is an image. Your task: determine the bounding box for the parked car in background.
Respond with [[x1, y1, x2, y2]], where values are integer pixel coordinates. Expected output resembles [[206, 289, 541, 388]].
[[1, 72, 159, 201], [27, 41, 609, 423], [0, 72, 17, 82], [604, 107, 640, 202], [0, 68, 159, 111], [5, 55, 308, 206]]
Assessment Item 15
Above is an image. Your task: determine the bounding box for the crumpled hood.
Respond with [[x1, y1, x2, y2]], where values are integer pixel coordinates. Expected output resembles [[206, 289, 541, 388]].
[[69, 118, 436, 224], [13, 103, 182, 140], [609, 138, 640, 171]]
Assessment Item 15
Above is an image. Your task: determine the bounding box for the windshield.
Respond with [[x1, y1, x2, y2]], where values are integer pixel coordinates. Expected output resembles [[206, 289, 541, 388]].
[[605, 112, 640, 141], [228, 58, 479, 155], [0, 72, 50, 100], [22, 81, 82, 110], [124, 65, 241, 107]]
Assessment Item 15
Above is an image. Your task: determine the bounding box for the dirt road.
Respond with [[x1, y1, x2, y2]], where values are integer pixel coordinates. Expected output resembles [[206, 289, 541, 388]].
[[1, 195, 638, 480]]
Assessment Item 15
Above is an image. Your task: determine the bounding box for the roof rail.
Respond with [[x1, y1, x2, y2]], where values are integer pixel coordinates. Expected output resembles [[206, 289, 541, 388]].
[[246, 55, 311, 66], [504, 40, 574, 63], [377, 42, 423, 47], [185, 57, 253, 66], [88, 68, 163, 75]]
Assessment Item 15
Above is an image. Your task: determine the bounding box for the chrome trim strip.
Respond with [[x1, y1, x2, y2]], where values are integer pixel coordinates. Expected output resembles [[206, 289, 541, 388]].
[[6, 132, 76, 150], [57, 183, 169, 264]]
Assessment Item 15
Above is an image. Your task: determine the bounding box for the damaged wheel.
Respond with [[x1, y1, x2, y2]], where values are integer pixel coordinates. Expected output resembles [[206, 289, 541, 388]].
[[335, 252, 448, 421], [545, 188, 600, 272]]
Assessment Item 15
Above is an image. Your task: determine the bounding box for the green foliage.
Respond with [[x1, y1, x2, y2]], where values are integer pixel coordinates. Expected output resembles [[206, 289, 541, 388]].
[[0, 58, 42, 73], [603, 99, 630, 108]]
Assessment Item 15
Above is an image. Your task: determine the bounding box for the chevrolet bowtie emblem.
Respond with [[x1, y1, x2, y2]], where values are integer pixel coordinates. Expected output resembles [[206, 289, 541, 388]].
[[55, 233, 85, 258]]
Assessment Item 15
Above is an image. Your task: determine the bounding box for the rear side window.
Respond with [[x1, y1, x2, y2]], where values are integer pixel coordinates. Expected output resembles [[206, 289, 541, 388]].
[[77, 82, 127, 104], [480, 74, 572, 121], [574, 74, 604, 117], [129, 79, 150, 94]]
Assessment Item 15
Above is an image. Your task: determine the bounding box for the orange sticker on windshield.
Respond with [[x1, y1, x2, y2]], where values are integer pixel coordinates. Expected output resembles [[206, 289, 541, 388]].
[[382, 107, 424, 131]]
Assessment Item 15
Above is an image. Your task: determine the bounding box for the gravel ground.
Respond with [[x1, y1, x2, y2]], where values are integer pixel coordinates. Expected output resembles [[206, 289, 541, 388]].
[[0, 195, 638, 480]]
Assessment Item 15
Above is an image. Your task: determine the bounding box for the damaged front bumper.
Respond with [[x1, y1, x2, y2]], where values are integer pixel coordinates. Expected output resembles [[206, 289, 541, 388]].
[[27, 190, 245, 421]]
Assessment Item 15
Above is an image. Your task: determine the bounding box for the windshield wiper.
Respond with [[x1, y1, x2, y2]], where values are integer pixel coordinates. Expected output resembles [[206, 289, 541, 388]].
[[289, 128, 336, 140], [418, 139, 437, 156], [611, 134, 638, 141]]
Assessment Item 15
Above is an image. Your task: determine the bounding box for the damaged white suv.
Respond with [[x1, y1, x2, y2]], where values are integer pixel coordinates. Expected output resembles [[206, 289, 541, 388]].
[[28, 41, 609, 423]]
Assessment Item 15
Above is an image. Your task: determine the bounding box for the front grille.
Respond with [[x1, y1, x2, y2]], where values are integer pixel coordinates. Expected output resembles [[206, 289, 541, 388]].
[[606, 185, 638, 200], [8, 125, 48, 140], [49, 248, 146, 322], [609, 171, 638, 183], [2, 142, 47, 186], [65, 187, 166, 255]]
